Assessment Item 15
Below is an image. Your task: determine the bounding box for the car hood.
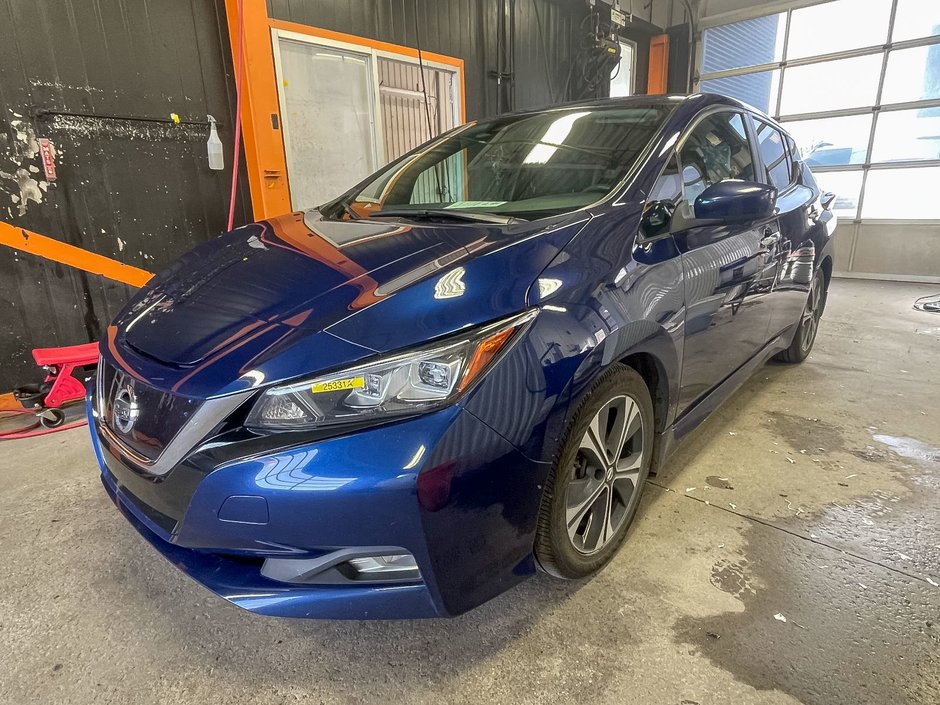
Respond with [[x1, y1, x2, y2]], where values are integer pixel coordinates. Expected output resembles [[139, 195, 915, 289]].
[[105, 210, 589, 398]]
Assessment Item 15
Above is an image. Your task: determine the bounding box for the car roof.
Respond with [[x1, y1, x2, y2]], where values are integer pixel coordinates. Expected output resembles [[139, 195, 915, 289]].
[[495, 92, 774, 125]]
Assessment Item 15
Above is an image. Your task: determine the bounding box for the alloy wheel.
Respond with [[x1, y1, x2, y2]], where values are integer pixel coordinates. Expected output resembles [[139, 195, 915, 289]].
[[565, 395, 645, 555]]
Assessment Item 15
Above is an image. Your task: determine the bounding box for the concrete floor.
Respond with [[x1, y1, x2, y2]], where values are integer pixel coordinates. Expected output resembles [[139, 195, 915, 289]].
[[1, 278, 938, 705]]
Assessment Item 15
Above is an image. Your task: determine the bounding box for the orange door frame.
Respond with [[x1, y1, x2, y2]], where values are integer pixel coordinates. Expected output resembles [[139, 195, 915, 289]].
[[223, 1, 466, 221], [648, 34, 670, 95]]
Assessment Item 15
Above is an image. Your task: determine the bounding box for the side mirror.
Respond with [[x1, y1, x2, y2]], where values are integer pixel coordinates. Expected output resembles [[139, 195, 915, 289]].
[[694, 180, 777, 223]]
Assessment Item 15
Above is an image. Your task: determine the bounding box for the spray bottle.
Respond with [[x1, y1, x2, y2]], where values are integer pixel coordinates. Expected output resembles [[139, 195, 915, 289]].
[[207, 115, 224, 171]]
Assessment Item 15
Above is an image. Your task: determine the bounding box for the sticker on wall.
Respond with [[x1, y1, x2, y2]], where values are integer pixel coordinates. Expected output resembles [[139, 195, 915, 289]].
[[38, 138, 57, 181]]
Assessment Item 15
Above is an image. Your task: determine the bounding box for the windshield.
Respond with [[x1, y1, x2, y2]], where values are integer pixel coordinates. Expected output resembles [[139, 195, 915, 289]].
[[325, 104, 673, 222]]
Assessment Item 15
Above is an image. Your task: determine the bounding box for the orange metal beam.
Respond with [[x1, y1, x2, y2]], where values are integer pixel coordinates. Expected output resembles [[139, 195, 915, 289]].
[[648, 34, 670, 95], [223, 0, 291, 219], [0, 221, 153, 288]]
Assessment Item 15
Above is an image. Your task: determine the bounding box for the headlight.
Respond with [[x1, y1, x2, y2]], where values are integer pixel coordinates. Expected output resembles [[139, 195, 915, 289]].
[[246, 310, 537, 431]]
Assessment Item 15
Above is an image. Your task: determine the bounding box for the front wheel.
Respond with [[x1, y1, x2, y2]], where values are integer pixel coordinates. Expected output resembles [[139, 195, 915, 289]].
[[776, 268, 827, 364], [534, 364, 654, 579]]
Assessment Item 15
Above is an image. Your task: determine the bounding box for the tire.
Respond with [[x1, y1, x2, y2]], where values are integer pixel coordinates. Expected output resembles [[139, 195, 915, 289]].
[[775, 268, 827, 364], [534, 364, 654, 579]]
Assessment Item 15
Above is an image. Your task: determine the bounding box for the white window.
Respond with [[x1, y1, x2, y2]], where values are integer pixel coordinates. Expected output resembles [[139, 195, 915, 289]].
[[610, 41, 636, 98], [272, 29, 463, 211]]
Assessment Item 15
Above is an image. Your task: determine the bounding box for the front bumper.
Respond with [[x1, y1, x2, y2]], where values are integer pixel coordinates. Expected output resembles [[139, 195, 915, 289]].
[[88, 398, 550, 619]]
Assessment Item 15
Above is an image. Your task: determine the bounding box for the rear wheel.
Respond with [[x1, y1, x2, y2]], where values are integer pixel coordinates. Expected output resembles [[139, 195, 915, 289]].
[[776, 268, 827, 364], [535, 364, 653, 579]]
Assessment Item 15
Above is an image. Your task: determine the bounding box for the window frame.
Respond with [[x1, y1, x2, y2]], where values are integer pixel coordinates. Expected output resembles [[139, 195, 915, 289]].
[[697, 0, 940, 224]]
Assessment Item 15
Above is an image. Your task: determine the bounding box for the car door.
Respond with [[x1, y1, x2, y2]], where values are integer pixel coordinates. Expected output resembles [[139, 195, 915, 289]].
[[752, 117, 818, 339], [665, 110, 775, 415]]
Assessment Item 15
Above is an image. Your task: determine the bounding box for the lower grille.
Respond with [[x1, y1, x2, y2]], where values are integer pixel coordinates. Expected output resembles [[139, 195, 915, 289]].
[[119, 481, 179, 535]]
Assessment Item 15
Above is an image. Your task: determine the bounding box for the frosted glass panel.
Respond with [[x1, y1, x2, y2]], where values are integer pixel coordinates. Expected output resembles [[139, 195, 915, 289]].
[[278, 39, 377, 210], [786, 0, 891, 59], [881, 45, 940, 105], [779, 54, 882, 115], [892, 0, 940, 42], [862, 167, 940, 219], [871, 109, 940, 163], [782, 114, 872, 167]]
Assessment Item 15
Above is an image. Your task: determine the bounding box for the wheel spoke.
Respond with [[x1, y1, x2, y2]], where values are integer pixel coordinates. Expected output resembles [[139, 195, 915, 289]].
[[600, 487, 615, 546], [581, 419, 608, 469], [623, 401, 642, 445], [566, 477, 606, 530], [603, 397, 630, 465], [568, 486, 609, 551], [615, 452, 642, 479]]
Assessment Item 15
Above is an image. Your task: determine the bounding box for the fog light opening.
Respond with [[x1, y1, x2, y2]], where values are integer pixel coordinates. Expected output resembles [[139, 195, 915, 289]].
[[345, 553, 420, 582], [260, 548, 422, 585]]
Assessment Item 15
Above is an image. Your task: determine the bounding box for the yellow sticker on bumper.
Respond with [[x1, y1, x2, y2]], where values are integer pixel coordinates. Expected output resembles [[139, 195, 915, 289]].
[[311, 376, 365, 393]]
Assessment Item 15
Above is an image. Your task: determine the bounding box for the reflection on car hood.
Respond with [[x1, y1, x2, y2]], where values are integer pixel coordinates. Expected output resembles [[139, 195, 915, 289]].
[[106, 210, 588, 397]]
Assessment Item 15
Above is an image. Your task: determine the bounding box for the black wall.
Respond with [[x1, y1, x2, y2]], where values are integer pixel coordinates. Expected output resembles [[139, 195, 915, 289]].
[[0, 0, 250, 391], [667, 21, 692, 93]]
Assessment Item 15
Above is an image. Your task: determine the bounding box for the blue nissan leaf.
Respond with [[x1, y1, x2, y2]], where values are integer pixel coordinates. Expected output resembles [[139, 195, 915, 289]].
[[88, 94, 836, 619]]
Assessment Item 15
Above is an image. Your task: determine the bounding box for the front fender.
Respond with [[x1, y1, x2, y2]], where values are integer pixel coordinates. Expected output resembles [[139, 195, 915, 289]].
[[464, 208, 686, 464]]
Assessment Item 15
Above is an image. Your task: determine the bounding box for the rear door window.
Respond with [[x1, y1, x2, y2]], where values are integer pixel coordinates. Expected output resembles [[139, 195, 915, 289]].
[[755, 119, 793, 190]]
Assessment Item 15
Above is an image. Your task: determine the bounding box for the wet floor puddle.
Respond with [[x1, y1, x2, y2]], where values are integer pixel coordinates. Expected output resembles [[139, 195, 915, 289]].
[[674, 429, 940, 704]]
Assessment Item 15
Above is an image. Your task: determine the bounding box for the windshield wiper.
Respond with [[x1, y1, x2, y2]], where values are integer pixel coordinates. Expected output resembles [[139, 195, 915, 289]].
[[338, 200, 361, 220], [369, 209, 524, 224]]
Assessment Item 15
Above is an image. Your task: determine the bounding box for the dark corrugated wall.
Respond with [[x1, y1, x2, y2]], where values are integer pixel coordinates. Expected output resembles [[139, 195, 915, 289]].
[[0, 0, 251, 391]]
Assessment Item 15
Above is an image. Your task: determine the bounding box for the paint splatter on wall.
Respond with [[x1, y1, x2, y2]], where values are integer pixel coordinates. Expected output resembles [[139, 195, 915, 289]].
[[0, 113, 52, 216]]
